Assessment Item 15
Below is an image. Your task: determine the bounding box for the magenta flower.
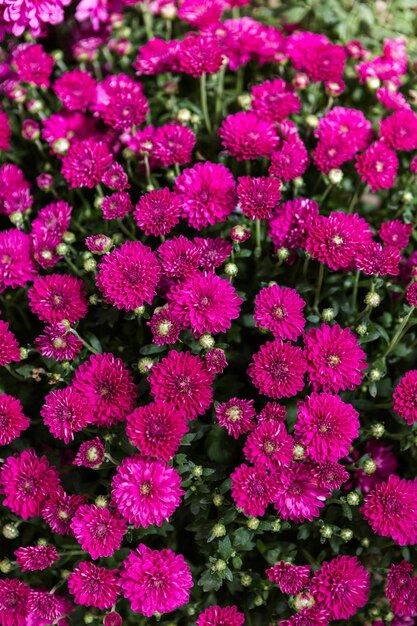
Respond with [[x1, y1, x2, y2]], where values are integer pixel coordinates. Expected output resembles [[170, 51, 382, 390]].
[[295, 393, 360, 462], [73, 437, 105, 468], [35, 323, 83, 361], [152, 123, 196, 166], [0, 393, 29, 446], [379, 220, 412, 249], [175, 162, 237, 230], [355, 141, 398, 192], [231, 463, 276, 517], [315, 106, 373, 154], [248, 340, 307, 399], [273, 463, 327, 523], [112, 455, 184, 528], [0, 449, 60, 519], [258, 402, 286, 423], [61, 139, 112, 189], [0, 229, 37, 293], [205, 348, 228, 375], [380, 109, 417, 151], [28, 274, 88, 325], [12, 43, 54, 87], [71, 504, 127, 559], [27, 590, 72, 625], [266, 562, 311, 594], [167, 272, 243, 337], [101, 192, 132, 220], [179, 34, 223, 77], [68, 562, 120, 610], [149, 350, 213, 419], [40, 387, 93, 444], [311, 556, 370, 620], [72, 353, 137, 427], [0, 320, 21, 367], [303, 324, 367, 393], [148, 306, 182, 346], [0, 578, 30, 626], [0, 0, 70, 36], [134, 38, 180, 75], [126, 403, 188, 461], [102, 162, 130, 191], [0, 110, 10, 151], [394, 370, 417, 425], [42, 488, 87, 535], [254, 284, 306, 341], [54, 69, 97, 111], [96, 240, 161, 311], [120, 544, 193, 616], [269, 198, 319, 252], [355, 241, 401, 276], [135, 188, 182, 237], [219, 112, 279, 161], [93, 74, 148, 131], [251, 78, 301, 122], [268, 139, 309, 181], [237, 176, 281, 220], [194, 237, 232, 271], [15, 545, 59, 572], [243, 420, 294, 470], [196, 605, 245, 626], [310, 461, 349, 491], [386, 561, 417, 617], [178, 0, 225, 28], [215, 398, 256, 439], [31, 200, 72, 238], [158, 235, 201, 279]]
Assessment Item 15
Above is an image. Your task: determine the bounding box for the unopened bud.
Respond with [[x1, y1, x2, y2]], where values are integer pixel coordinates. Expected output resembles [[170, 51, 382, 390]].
[[56, 243, 69, 256], [192, 465, 203, 477], [138, 357, 154, 374], [356, 323, 367, 336], [321, 308, 335, 321], [371, 422, 385, 438], [277, 247, 290, 261], [3, 524, 19, 539], [328, 168, 343, 184], [247, 517, 260, 530], [213, 494, 224, 507], [347, 492, 360, 506], [52, 138, 70, 155], [84, 258, 97, 272], [320, 524, 333, 539], [364, 291, 381, 308], [224, 262, 238, 277], [240, 573, 252, 586], [177, 108, 191, 124], [305, 114, 319, 128], [0, 559, 11, 573], [293, 444, 305, 460], [363, 459, 377, 475], [212, 523, 226, 538], [340, 528, 353, 541], [199, 334, 215, 350], [366, 76, 381, 90], [237, 94, 252, 110], [369, 368, 383, 382]]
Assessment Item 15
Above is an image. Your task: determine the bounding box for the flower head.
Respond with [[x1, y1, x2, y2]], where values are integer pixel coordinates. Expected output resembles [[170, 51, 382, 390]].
[[61, 139, 112, 189], [101, 192, 132, 220], [248, 340, 307, 399], [231, 463, 277, 517], [379, 220, 412, 249], [0, 0, 69, 36], [219, 112, 278, 161], [0, 321, 21, 366], [268, 139, 309, 181], [41, 387, 93, 444], [0, 393, 29, 446], [35, 323, 83, 361], [93, 74, 148, 131], [254, 284, 305, 341], [237, 176, 281, 220], [355, 141, 398, 192], [0, 229, 37, 293], [216, 398, 256, 439], [134, 188, 181, 237], [15, 545, 59, 572], [126, 403, 188, 461], [71, 504, 127, 559], [266, 562, 311, 595], [54, 69, 97, 111], [196, 605, 245, 626], [251, 78, 301, 122], [273, 463, 327, 523], [269, 198, 319, 252], [355, 241, 400, 276], [152, 123, 196, 167], [0, 578, 29, 626], [12, 43, 54, 87], [0, 110, 10, 151], [158, 235, 201, 279], [42, 488, 87, 535], [194, 237, 232, 271], [243, 420, 294, 470], [28, 274, 88, 325], [380, 109, 417, 151], [179, 34, 223, 77], [68, 562, 120, 610], [73, 437, 105, 468]]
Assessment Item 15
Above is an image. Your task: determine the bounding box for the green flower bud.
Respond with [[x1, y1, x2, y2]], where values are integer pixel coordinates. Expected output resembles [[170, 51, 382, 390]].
[[363, 459, 377, 475], [240, 573, 252, 587], [320, 525, 333, 539], [277, 247, 290, 261], [340, 528, 353, 541], [371, 423, 385, 438], [364, 291, 381, 308], [321, 308, 335, 322], [192, 465, 203, 477], [213, 494, 224, 507], [212, 523, 226, 538], [224, 262, 238, 277], [138, 357, 154, 374], [3, 524, 19, 539], [199, 334, 215, 350], [84, 258, 97, 272], [346, 492, 360, 506], [247, 517, 260, 530], [328, 168, 343, 185]]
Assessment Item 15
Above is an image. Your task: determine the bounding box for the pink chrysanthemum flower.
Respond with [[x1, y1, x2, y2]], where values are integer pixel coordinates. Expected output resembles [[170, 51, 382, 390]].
[[135, 188, 181, 237], [152, 123, 196, 167], [73, 437, 105, 468], [254, 284, 306, 341], [231, 463, 277, 517], [295, 393, 359, 462], [0, 449, 60, 519], [362, 474, 417, 545], [393, 370, 417, 425], [148, 306, 182, 346], [310, 461, 349, 491], [179, 34, 223, 77], [93, 74, 149, 131], [407, 283, 417, 307], [102, 162, 130, 191], [71, 504, 127, 559], [0, 0, 70, 36], [216, 398, 256, 439], [205, 348, 228, 375], [28, 274, 88, 325], [12, 43, 54, 87], [72, 353, 137, 427], [149, 350, 213, 419], [104, 612, 123, 626], [243, 420, 294, 470], [380, 109, 417, 151], [251, 78, 301, 122], [126, 403, 188, 461], [230, 225, 251, 243], [313, 129, 356, 173], [0, 229, 37, 293], [167, 272, 243, 337], [219, 112, 278, 161], [304, 324, 367, 393], [178, 0, 224, 28], [0, 578, 29, 626], [274, 463, 327, 523], [121, 544, 193, 616], [379, 220, 412, 249], [32, 231, 63, 270], [269, 198, 319, 252], [42, 488, 87, 535], [54, 69, 97, 111], [306, 212, 373, 271], [248, 340, 307, 399], [237, 176, 281, 220], [258, 401, 286, 423], [85, 235, 113, 255], [0, 393, 29, 446], [35, 323, 83, 361], [269, 139, 309, 181], [112, 455, 184, 528], [15, 545, 59, 572], [0, 164, 32, 216], [194, 237, 232, 271], [40, 387, 93, 444], [96, 241, 160, 311], [314, 106, 373, 154], [42, 110, 97, 150], [68, 562, 120, 610], [287, 32, 346, 83], [27, 589, 72, 625], [62, 139, 112, 189], [158, 236, 201, 279], [310, 556, 370, 620], [266, 562, 311, 594], [196, 605, 245, 626], [355, 241, 401, 276], [355, 141, 399, 192], [0, 110, 10, 151], [101, 192, 133, 220], [0, 320, 21, 366], [386, 561, 417, 617], [352, 441, 398, 495], [279, 606, 330, 626], [134, 38, 180, 75], [31, 200, 72, 238], [175, 161, 237, 230]]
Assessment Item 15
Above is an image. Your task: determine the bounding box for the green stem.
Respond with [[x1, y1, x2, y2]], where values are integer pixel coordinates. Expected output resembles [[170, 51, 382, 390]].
[[174, 163, 181, 178], [215, 62, 226, 124], [140, 3, 154, 39], [200, 73, 212, 133], [65, 256, 83, 278], [143, 155, 153, 189], [4, 364, 24, 381], [117, 219, 135, 240], [381, 307, 415, 358], [313, 263, 325, 311], [348, 182, 366, 214], [318, 183, 333, 210], [302, 254, 310, 279], [71, 330, 99, 355], [254, 219, 262, 258], [351, 270, 360, 313]]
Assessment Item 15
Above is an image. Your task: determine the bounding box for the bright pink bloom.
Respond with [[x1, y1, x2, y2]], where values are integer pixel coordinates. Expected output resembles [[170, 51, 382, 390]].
[[362, 475, 417, 545], [407, 282, 417, 307], [0, 449, 60, 519], [355, 141, 398, 192], [54, 69, 97, 111], [42, 488, 87, 535], [310, 461, 349, 491], [380, 109, 417, 151], [102, 162, 130, 191], [68, 562, 120, 610], [179, 34, 223, 77], [205, 348, 228, 375], [28, 274, 88, 325], [251, 78, 301, 122], [194, 237, 232, 271], [71, 504, 127, 559], [31, 200, 72, 239], [243, 420, 294, 470], [61, 139, 112, 189], [258, 401, 286, 423], [216, 398, 256, 439], [269, 139, 309, 181], [219, 112, 278, 161], [135, 188, 181, 237], [269, 198, 319, 251], [295, 393, 359, 462], [34, 323, 83, 361], [96, 241, 160, 311], [158, 235, 201, 278], [315, 106, 373, 155], [148, 306, 182, 345], [0, 0, 70, 36], [0, 578, 30, 626], [231, 463, 277, 517], [93, 74, 148, 131], [0, 393, 29, 445], [248, 340, 307, 399], [101, 192, 132, 220], [273, 463, 327, 523], [85, 234, 113, 255], [196, 605, 245, 626], [394, 370, 417, 425], [175, 161, 237, 230], [237, 176, 281, 220], [104, 613, 123, 626], [351, 440, 398, 495], [0, 229, 37, 293], [134, 38, 179, 75], [178, 0, 224, 28], [386, 561, 417, 617], [304, 324, 367, 393], [379, 220, 412, 249], [377, 87, 410, 111], [287, 32, 346, 83], [72, 353, 137, 427], [254, 284, 305, 341], [15, 545, 59, 571], [0, 320, 20, 366], [112, 455, 184, 528], [12, 43, 54, 87], [126, 403, 188, 461], [41, 387, 93, 444], [266, 562, 311, 594], [42, 111, 98, 151], [0, 109, 10, 150], [355, 241, 401, 276], [152, 123, 196, 166], [311, 556, 370, 620], [27, 589, 72, 625], [279, 606, 330, 626], [0, 164, 32, 217], [73, 437, 105, 468], [120, 544, 193, 616]]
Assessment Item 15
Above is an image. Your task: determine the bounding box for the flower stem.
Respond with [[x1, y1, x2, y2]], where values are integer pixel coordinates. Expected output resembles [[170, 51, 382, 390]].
[[254, 219, 262, 258], [140, 2, 154, 39], [313, 263, 325, 311], [200, 73, 212, 133], [381, 307, 415, 359], [143, 155, 154, 189], [71, 330, 100, 355], [351, 270, 360, 313], [215, 62, 226, 124]]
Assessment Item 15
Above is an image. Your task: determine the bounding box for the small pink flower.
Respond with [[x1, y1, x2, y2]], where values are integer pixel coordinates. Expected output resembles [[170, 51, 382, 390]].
[[28, 274, 88, 325], [34, 323, 83, 361], [0, 229, 37, 293], [355, 141, 398, 192], [0, 393, 29, 446], [68, 562, 120, 610], [12, 43, 54, 87], [273, 463, 327, 523], [42, 488, 87, 535], [179, 34, 223, 77], [101, 192, 132, 220], [93, 73, 148, 131], [216, 398, 256, 439], [269, 198, 319, 252], [15, 545, 59, 572], [219, 112, 279, 161], [380, 109, 417, 151], [135, 188, 181, 237], [196, 605, 245, 626], [152, 123, 196, 167], [0, 320, 21, 366], [355, 241, 401, 276], [54, 69, 97, 111], [205, 348, 228, 375], [73, 437, 105, 468], [231, 463, 277, 517], [254, 284, 306, 341], [41, 387, 93, 444], [158, 235, 201, 279], [269, 139, 309, 181], [251, 78, 301, 122], [0, 579, 30, 626], [248, 340, 307, 399], [71, 504, 127, 559], [244, 420, 294, 470], [266, 562, 311, 594], [148, 306, 182, 346], [237, 176, 281, 220], [61, 139, 112, 189]]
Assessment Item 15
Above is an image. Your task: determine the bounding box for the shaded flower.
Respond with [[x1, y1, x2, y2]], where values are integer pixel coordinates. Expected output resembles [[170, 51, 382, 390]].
[[243, 420, 294, 470], [269, 139, 309, 181], [148, 306, 182, 346], [54, 69, 97, 111], [28, 274, 88, 325], [231, 463, 277, 517], [134, 188, 181, 237], [15, 545, 59, 572], [219, 112, 278, 161], [248, 340, 307, 399], [0, 393, 29, 446], [35, 323, 83, 361], [73, 437, 105, 469], [41, 387, 93, 444], [266, 562, 311, 594], [42, 488, 87, 535], [196, 605, 245, 626], [216, 398, 256, 439], [179, 34, 223, 77], [0, 320, 21, 366], [0, 578, 29, 626], [273, 463, 327, 523], [237, 176, 281, 220]]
